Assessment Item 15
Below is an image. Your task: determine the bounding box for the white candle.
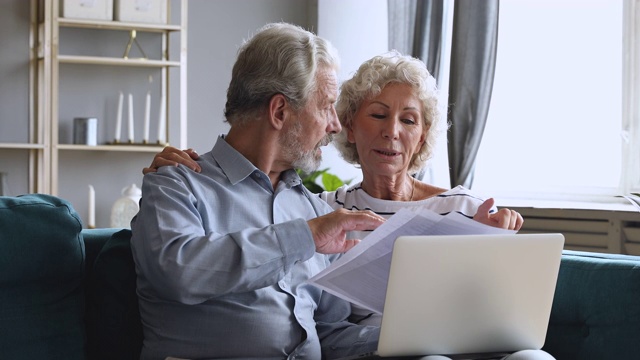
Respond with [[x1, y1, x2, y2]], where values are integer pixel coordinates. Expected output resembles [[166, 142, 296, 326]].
[[115, 91, 123, 143], [88, 185, 95, 229], [143, 92, 151, 143], [128, 93, 135, 143], [157, 95, 166, 144]]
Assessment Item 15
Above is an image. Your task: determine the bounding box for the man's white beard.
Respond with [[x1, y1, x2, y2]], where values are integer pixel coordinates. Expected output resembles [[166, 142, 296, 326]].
[[283, 121, 331, 174]]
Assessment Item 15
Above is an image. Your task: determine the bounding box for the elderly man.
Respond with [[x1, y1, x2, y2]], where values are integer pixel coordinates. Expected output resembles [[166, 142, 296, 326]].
[[130, 22, 385, 360]]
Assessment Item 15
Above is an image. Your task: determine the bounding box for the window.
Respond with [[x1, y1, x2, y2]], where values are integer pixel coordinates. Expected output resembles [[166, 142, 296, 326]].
[[470, 0, 639, 201]]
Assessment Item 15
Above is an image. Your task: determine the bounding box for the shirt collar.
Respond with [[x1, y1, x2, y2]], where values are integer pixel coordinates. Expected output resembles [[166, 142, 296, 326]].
[[212, 135, 258, 185], [211, 135, 303, 189]]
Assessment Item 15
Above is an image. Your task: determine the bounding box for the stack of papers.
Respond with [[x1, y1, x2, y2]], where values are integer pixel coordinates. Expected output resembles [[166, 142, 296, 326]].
[[307, 208, 515, 314]]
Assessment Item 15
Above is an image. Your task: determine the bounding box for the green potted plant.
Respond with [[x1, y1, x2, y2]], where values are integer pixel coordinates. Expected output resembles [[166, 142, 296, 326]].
[[297, 168, 351, 194]]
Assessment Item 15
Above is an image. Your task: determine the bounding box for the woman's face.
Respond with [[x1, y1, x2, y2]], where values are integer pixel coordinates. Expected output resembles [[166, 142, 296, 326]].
[[347, 83, 425, 178]]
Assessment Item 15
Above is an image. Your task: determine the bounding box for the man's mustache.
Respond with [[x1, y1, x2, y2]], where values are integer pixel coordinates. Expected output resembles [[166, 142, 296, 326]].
[[319, 134, 333, 147]]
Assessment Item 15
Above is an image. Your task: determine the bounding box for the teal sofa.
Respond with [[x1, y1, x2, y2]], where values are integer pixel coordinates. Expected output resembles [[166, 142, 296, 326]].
[[1, 193, 639, 359]]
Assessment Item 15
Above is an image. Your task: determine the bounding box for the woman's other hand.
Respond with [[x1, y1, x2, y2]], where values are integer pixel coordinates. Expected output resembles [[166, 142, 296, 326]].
[[473, 198, 524, 231], [142, 146, 201, 175]]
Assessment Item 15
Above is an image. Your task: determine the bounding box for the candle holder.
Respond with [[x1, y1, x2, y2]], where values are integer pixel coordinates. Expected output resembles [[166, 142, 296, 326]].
[[123, 30, 148, 60]]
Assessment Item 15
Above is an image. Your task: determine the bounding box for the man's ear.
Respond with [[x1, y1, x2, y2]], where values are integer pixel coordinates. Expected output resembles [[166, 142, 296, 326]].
[[268, 94, 289, 130]]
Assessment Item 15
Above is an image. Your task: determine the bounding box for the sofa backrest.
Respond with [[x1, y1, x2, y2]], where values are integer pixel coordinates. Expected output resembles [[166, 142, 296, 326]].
[[544, 250, 640, 359], [0, 194, 86, 359]]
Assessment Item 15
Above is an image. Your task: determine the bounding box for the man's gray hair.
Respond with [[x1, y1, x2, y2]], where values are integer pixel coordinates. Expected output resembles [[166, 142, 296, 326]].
[[224, 22, 340, 126]]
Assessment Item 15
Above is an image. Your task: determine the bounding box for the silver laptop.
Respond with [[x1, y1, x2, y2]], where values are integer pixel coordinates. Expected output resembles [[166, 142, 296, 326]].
[[345, 233, 565, 359]]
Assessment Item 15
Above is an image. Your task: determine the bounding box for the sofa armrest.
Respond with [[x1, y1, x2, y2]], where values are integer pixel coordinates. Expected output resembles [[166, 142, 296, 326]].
[[544, 250, 640, 359], [0, 194, 85, 359]]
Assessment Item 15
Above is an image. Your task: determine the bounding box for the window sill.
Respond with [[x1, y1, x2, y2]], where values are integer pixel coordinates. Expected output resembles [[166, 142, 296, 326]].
[[493, 194, 640, 255], [495, 195, 640, 214]]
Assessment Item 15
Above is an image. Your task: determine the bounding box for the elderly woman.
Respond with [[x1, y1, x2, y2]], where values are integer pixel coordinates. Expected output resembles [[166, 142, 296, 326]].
[[142, 52, 554, 360], [322, 52, 521, 237]]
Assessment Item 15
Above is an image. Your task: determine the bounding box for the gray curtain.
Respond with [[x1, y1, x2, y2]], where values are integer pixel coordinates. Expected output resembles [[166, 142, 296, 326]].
[[388, 0, 444, 82], [412, 0, 444, 81], [447, 0, 500, 188]]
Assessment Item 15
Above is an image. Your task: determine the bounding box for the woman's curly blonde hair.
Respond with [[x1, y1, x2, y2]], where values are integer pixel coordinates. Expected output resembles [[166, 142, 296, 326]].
[[334, 51, 443, 175]]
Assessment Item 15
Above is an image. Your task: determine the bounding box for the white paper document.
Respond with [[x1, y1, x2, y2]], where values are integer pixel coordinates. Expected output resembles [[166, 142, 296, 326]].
[[307, 207, 515, 314]]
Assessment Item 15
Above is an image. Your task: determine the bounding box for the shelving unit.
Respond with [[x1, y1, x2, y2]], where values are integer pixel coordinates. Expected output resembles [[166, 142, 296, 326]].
[[32, 0, 187, 195]]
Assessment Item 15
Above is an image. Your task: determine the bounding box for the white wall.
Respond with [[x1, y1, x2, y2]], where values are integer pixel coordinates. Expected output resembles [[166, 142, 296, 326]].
[[186, 0, 311, 153], [316, 0, 389, 84], [316, 0, 389, 184]]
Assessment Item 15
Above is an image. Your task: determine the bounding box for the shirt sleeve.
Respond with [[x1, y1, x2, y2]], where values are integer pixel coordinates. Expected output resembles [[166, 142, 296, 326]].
[[315, 291, 380, 358], [131, 167, 316, 305]]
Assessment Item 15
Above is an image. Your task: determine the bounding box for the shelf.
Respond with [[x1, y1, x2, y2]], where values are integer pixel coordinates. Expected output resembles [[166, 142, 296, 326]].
[[57, 55, 180, 67], [58, 18, 181, 33], [20, 0, 187, 197], [0, 143, 46, 150], [56, 144, 168, 152]]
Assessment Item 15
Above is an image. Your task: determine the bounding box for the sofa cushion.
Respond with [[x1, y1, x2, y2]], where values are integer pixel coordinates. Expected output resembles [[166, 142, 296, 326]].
[[85, 229, 142, 360], [0, 194, 85, 359], [544, 250, 640, 359]]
